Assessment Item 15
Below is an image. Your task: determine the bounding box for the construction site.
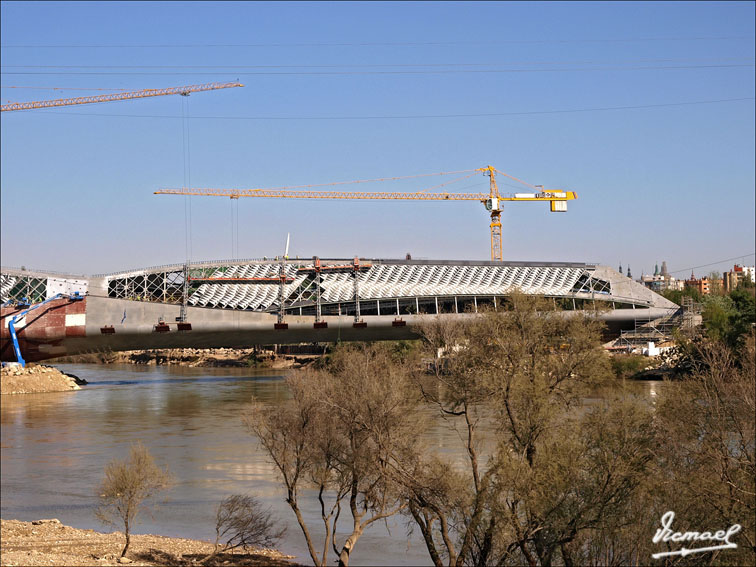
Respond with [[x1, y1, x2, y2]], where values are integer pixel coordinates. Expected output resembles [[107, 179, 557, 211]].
[[0, 81, 697, 365]]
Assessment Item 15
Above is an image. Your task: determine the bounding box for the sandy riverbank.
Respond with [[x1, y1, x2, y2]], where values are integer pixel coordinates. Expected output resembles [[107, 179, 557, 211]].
[[0, 364, 85, 395], [0, 519, 297, 567]]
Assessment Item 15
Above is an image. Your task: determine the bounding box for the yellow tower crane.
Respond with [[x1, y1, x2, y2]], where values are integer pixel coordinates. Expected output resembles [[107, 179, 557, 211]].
[[0, 81, 243, 112], [154, 166, 576, 261]]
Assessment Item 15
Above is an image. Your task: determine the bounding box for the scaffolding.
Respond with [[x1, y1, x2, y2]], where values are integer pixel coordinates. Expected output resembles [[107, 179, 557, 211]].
[[612, 296, 702, 351]]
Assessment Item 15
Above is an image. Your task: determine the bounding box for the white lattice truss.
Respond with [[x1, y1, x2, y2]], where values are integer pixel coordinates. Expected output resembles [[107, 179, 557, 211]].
[[2, 259, 672, 311], [0, 273, 49, 304]]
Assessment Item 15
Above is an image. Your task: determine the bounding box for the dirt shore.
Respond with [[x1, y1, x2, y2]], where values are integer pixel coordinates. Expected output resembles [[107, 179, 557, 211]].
[[56, 348, 322, 369], [0, 364, 85, 395], [0, 519, 297, 567]]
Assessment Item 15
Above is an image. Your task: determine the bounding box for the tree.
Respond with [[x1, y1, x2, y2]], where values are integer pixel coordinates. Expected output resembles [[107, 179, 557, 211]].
[[245, 343, 424, 567], [701, 287, 756, 348], [95, 441, 174, 557], [708, 271, 724, 295], [660, 287, 701, 306], [701, 294, 735, 342], [742, 272, 755, 289], [654, 333, 756, 566], [727, 287, 756, 347], [408, 294, 656, 566], [200, 494, 284, 564]]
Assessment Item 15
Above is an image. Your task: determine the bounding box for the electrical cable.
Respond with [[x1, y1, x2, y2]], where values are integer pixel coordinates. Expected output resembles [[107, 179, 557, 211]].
[[3, 64, 753, 76], [0, 85, 131, 91], [414, 172, 479, 194], [3, 57, 753, 69], [668, 253, 756, 275], [2, 36, 752, 48], [12, 97, 753, 121]]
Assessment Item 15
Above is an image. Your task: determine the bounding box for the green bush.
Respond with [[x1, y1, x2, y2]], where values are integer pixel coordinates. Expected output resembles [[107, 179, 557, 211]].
[[610, 354, 651, 379]]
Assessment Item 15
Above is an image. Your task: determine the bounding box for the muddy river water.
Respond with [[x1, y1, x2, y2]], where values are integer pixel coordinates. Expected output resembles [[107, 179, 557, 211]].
[[0, 364, 661, 566]]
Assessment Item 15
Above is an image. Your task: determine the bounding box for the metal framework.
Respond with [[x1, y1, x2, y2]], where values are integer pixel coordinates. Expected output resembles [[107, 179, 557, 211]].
[[154, 166, 577, 261], [1, 270, 88, 304], [1, 81, 243, 112], [3, 259, 675, 316]]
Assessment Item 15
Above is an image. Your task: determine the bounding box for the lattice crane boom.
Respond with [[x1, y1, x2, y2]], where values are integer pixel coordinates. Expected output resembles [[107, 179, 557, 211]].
[[154, 166, 577, 261], [1, 81, 243, 112]]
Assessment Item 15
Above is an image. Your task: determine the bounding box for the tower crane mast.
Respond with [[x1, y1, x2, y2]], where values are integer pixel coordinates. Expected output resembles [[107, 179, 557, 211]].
[[0, 81, 243, 112], [155, 166, 577, 261]]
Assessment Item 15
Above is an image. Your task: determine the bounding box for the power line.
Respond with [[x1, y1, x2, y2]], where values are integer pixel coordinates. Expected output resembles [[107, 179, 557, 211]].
[[3, 57, 753, 69], [3, 64, 753, 76], [668, 253, 756, 275], [13, 97, 753, 120], [2, 36, 753, 48], [0, 86, 130, 91]]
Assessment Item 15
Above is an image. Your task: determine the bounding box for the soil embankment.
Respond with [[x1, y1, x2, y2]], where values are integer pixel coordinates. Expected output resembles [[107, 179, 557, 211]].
[[0, 364, 85, 395], [0, 519, 296, 566], [57, 348, 322, 369]]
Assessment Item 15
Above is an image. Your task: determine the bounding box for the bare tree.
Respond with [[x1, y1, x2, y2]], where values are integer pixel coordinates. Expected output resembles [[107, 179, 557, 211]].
[[199, 494, 285, 564], [245, 343, 424, 567], [95, 441, 174, 558]]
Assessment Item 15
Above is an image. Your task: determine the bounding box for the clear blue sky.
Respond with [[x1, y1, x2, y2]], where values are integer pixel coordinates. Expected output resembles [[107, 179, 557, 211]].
[[1, 1, 754, 278]]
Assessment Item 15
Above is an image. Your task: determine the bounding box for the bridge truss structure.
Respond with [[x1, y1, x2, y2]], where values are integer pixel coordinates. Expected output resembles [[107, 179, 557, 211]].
[[1, 258, 677, 318]]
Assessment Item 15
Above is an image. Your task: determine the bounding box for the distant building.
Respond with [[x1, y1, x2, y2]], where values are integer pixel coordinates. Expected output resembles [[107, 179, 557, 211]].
[[640, 273, 665, 292], [745, 265, 756, 282], [685, 272, 711, 295], [723, 264, 756, 292], [639, 260, 684, 292]]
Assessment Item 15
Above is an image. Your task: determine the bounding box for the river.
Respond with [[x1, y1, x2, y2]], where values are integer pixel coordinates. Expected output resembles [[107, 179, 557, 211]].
[[0, 364, 456, 565], [0, 364, 662, 566]]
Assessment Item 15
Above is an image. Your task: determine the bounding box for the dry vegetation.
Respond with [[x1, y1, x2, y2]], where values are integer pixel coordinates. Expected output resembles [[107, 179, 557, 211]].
[[246, 293, 755, 567], [4, 292, 753, 566]]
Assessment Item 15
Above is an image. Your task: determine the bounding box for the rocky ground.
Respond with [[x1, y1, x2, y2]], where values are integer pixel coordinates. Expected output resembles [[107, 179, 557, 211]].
[[0, 364, 85, 395], [1, 349, 322, 394], [56, 348, 322, 369], [0, 519, 297, 567]]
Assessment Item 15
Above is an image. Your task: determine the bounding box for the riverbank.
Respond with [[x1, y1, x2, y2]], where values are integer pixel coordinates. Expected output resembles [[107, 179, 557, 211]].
[[55, 348, 322, 369], [0, 519, 297, 567], [0, 364, 85, 395]]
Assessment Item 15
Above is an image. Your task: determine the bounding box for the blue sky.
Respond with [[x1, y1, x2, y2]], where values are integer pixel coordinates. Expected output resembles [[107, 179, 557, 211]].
[[1, 1, 754, 277]]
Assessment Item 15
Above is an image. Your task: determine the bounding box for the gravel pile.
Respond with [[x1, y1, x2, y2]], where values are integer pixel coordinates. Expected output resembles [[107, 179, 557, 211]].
[[0, 364, 83, 395]]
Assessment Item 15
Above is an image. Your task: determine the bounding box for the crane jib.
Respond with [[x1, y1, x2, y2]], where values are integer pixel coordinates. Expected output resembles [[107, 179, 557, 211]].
[[152, 167, 577, 262], [0, 82, 243, 112]]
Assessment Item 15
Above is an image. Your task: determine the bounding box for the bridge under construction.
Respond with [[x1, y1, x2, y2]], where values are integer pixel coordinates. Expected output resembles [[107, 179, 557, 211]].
[[1, 257, 677, 363]]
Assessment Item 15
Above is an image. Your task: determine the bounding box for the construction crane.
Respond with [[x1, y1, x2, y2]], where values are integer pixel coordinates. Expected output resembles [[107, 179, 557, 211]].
[[154, 166, 577, 261], [0, 81, 243, 112]]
